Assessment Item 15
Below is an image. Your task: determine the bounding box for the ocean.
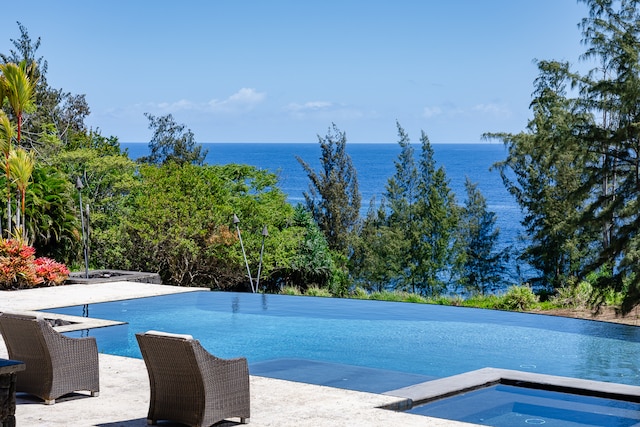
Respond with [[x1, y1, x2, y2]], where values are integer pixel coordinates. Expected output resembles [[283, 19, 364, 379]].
[[121, 142, 521, 252]]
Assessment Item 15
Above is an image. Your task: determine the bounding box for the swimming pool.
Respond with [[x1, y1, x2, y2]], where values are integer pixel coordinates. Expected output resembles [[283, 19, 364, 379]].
[[407, 383, 640, 427], [43, 291, 640, 388]]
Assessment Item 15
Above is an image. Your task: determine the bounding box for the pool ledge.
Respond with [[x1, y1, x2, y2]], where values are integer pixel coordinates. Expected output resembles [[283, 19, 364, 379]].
[[0, 309, 124, 332], [382, 367, 640, 410]]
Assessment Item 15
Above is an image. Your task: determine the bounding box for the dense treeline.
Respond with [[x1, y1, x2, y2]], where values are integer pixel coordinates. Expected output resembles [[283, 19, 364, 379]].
[[2, 0, 640, 314], [0, 23, 508, 297], [487, 0, 640, 313]]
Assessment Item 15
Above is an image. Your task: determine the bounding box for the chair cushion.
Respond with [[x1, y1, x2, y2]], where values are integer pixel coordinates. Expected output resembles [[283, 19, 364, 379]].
[[0, 311, 42, 321], [144, 330, 193, 340]]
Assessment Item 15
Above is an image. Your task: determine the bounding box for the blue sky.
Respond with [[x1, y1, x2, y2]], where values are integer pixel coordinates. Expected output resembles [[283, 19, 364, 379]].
[[1, 1, 589, 143]]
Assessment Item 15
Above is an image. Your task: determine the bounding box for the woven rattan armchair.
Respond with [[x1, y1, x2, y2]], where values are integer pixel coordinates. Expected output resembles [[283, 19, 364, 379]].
[[0, 312, 100, 405], [136, 331, 250, 426]]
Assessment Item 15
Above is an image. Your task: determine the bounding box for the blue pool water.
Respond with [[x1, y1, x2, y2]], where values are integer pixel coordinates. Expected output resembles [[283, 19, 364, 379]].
[[408, 384, 640, 427], [44, 291, 640, 387]]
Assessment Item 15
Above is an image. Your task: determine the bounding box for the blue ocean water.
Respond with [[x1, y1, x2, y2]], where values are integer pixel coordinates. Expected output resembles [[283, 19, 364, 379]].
[[121, 142, 521, 250]]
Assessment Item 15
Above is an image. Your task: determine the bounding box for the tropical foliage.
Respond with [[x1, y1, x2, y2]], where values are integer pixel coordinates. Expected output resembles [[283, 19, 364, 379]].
[[0, 238, 68, 289]]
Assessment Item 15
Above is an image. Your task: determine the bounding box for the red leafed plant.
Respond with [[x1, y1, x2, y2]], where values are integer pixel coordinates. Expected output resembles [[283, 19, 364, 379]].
[[0, 239, 70, 290], [34, 257, 70, 286]]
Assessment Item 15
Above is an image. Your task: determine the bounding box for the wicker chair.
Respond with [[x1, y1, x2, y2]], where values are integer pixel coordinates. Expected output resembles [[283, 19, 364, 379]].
[[0, 312, 100, 405], [136, 331, 250, 426]]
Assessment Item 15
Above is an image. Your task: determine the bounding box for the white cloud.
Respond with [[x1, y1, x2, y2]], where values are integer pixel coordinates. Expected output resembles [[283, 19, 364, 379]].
[[112, 88, 267, 116], [284, 101, 372, 122], [286, 101, 333, 113], [423, 106, 443, 118], [472, 103, 512, 117], [422, 102, 511, 121], [209, 88, 266, 111]]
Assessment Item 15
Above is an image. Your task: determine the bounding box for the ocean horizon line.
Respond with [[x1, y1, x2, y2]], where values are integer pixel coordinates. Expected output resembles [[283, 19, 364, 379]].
[[120, 140, 501, 145]]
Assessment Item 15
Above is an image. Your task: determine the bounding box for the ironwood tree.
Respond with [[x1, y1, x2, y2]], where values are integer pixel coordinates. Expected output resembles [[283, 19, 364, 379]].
[[576, 0, 640, 312], [380, 123, 460, 296], [350, 198, 406, 292], [488, 0, 640, 313], [139, 113, 207, 166], [296, 123, 361, 256], [487, 60, 597, 292], [459, 177, 510, 295]]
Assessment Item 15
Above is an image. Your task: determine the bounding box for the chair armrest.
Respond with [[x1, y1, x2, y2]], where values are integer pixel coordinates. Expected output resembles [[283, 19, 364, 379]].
[[197, 346, 249, 393], [48, 333, 99, 365]]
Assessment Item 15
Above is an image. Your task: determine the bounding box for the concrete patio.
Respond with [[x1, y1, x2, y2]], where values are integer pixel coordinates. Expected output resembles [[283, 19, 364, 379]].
[[0, 282, 475, 427]]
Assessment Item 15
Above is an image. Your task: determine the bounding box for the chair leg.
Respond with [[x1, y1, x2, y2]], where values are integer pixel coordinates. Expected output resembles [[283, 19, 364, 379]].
[[146, 419, 156, 425], [240, 418, 250, 424], [91, 391, 100, 397], [44, 398, 55, 405]]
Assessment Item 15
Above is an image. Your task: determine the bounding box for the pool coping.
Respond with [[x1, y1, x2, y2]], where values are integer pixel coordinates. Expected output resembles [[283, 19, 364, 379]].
[[382, 367, 640, 411], [0, 309, 124, 332]]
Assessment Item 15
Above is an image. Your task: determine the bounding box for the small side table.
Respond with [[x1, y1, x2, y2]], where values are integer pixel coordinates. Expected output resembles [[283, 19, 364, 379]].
[[0, 360, 25, 427]]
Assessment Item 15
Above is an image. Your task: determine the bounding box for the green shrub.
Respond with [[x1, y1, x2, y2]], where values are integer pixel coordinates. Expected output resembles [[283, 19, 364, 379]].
[[403, 293, 429, 304], [280, 286, 302, 296], [369, 290, 406, 302], [463, 294, 501, 310], [552, 280, 593, 308], [425, 295, 453, 305], [305, 285, 332, 297], [350, 287, 369, 300], [499, 285, 539, 311], [536, 300, 558, 310]]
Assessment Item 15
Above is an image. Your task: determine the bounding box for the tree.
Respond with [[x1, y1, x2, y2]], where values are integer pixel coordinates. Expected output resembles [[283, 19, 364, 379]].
[[284, 205, 336, 290], [385, 122, 418, 229], [574, 0, 640, 312], [296, 123, 361, 255], [0, 22, 47, 82], [9, 147, 35, 238], [459, 177, 509, 295], [53, 146, 138, 269], [0, 61, 38, 236], [139, 113, 207, 166], [0, 111, 14, 237], [487, 60, 597, 291], [122, 162, 304, 288], [382, 123, 418, 291], [413, 131, 460, 295], [0, 62, 37, 144], [350, 198, 406, 292], [1, 22, 91, 151], [486, 0, 640, 313], [379, 123, 459, 296]]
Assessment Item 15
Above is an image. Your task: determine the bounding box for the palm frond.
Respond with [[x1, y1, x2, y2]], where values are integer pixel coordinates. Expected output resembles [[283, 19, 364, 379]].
[[0, 62, 38, 117], [9, 148, 35, 191], [0, 111, 15, 155]]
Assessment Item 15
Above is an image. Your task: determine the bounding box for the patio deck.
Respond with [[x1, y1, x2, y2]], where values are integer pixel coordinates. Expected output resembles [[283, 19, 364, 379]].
[[0, 282, 474, 427]]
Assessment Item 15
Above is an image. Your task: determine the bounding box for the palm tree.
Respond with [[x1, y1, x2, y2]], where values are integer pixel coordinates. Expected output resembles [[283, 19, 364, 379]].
[[8, 148, 35, 239], [0, 62, 38, 144], [0, 112, 16, 237], [0, 61, 38, 236]]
